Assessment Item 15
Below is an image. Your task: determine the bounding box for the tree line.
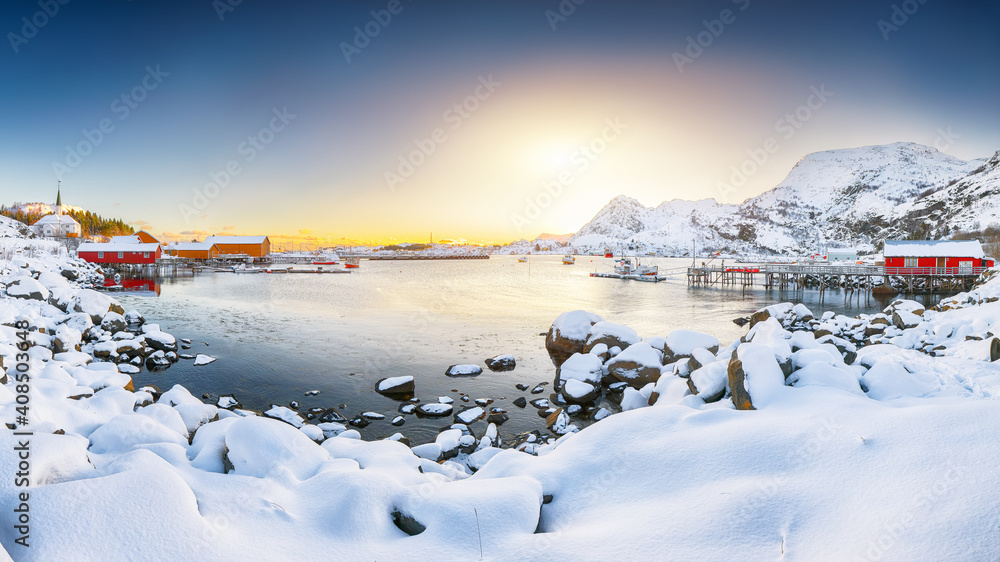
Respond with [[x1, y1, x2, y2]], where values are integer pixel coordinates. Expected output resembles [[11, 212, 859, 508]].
[[0, 204, 134, 239]]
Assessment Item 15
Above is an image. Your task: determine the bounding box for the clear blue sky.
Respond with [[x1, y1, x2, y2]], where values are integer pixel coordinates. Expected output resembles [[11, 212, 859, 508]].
[[2, 0, 998, 246]]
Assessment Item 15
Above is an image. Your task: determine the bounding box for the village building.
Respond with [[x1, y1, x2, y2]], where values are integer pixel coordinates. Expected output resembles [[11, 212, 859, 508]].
[[164, 242, 221, 260], [77, 242, 162, 265], [883, 240, 994, 273], [202, 235, 271, 257], [30, 184, 82, 238], [110, 231, 160, 245]]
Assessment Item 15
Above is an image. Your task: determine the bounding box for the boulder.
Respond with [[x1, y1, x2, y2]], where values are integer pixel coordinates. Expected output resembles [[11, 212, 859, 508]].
[[100, 312, 127, 334], [606, 342, 663, 388], [70, 289, 124, 323], [686, 362, 728, 403], [445, 364, 483, 377], [583, 321, 640, 354], [664, 329, 720, 359], [416, 403, 453, 417], [556, 352, 604, 386], [6, 276, 49, 301], [545, 310, 603, 367], [727, 351, 753, 410], [561, 379, 599, 404], [484, 354, 516, 372], [375, 376, 415, 397]]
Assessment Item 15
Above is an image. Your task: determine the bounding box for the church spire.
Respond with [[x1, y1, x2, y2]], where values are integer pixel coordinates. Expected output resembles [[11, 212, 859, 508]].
[[55, 181, 63, 215]]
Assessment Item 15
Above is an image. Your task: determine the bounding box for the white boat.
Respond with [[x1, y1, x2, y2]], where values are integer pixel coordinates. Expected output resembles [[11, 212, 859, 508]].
[[562, 255, 575, 265], [614, 257, 658, 276], [518, 256, 528, 262], [232, 264, 263, 274], [311, 253, 340, 265]]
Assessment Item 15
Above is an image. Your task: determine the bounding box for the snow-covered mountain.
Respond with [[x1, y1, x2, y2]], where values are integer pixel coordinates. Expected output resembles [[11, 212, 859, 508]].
[[571, 142, 992, 255]]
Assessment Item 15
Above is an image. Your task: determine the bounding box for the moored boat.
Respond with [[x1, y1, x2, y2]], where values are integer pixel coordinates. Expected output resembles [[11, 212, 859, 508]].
[[562, 255, 576, 265], [614, 257, 658, 276], [344, 257, 360, 268]]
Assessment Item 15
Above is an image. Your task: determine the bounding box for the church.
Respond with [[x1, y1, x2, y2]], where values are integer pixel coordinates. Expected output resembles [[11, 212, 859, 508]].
[[30, 183, 82, 238]]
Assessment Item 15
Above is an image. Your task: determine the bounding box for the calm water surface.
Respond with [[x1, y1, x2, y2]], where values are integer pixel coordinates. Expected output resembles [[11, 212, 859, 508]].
[[114, 256, 943, 444]]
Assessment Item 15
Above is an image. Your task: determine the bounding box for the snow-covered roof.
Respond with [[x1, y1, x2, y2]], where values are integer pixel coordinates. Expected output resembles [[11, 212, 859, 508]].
[[203, 235, 269, 245], [883, 240, 985, 258], [33, 214, 80, 226], [167, 242, 217, 251], [78, 242, 160, 253], [110, 235, 142, 244]]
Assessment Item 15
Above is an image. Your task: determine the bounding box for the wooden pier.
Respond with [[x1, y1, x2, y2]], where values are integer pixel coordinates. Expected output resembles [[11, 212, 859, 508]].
[[687, 263, 985, 295]]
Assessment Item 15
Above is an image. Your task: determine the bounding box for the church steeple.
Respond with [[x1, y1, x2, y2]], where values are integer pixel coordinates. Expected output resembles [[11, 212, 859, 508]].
[[55, 181, 63, 215]]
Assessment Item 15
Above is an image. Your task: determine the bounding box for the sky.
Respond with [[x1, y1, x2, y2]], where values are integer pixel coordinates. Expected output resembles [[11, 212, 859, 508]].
[[2, 0, 998, 248]]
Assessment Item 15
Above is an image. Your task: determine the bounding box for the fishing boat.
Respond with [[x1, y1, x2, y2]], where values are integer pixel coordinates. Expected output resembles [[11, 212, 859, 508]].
[[310, 252, 340, 265], [604, 248, 614, 258], [344, 257, 360, 268], [562, 255, 576, 265], [232, 264, 263, 274], [614, 257, 658, 276], [518, 256, 528, 262]]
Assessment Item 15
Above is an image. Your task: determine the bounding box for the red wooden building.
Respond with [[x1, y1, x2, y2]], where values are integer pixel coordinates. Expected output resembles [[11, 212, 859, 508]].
[[77, 242, 162, 264], [883, 240, 994, 275]]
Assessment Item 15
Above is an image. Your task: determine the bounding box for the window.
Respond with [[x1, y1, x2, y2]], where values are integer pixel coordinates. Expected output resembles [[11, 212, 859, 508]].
[[904, 257, 917, 267], [143, 252, 149, 258], [118, 252, 124, 259], [98, 252, 104, 259]]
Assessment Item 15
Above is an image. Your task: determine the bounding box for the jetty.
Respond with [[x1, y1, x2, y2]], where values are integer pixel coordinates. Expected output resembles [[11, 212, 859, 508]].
[[687, 263, 986, 294]]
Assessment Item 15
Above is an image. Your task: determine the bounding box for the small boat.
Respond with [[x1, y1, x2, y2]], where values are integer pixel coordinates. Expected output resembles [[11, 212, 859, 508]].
[[604, 248, 614, 258], [562, 255, 576, 265], [518, 256, 528, 262], [232, 264, 263, 274], [614, 257, 658, 276], [311, 253, 340, 265], [344, 257, 360, 268]]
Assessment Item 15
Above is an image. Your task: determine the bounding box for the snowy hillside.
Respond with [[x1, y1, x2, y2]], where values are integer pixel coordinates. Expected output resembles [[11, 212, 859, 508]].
[[0, 214, 32, 238], [11, 201, 85, 216], [893, 149, 1000, 236], [571, 142, 988, 255]]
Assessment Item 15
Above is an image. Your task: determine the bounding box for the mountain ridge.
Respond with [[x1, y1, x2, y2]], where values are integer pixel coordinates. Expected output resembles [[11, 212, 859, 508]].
[[570, 142, 996, 255]]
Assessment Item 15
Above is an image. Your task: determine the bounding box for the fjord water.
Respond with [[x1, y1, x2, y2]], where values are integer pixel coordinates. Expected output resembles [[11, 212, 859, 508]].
[[114, 256, 939, 444]]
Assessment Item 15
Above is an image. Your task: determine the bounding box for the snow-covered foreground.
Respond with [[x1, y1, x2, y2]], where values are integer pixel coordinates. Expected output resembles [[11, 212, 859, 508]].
[[2, 227, 1000, 559]]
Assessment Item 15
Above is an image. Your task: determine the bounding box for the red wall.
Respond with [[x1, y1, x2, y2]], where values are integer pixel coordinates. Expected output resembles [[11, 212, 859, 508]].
[[885, 256, 990, 271], [80, 248, 161, 264]]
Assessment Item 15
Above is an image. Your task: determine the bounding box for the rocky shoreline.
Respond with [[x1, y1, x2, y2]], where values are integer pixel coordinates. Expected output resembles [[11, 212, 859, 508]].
[[6, 246, 1000, 469]]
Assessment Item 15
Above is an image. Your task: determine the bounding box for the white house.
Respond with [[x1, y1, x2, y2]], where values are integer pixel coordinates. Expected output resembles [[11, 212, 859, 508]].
[[30, 184, 82, 238]]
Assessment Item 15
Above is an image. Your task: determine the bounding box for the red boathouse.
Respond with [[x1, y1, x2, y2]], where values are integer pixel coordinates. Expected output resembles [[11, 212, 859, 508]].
[[883, 240, 994, 275], [77, 242, 162, 264]]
